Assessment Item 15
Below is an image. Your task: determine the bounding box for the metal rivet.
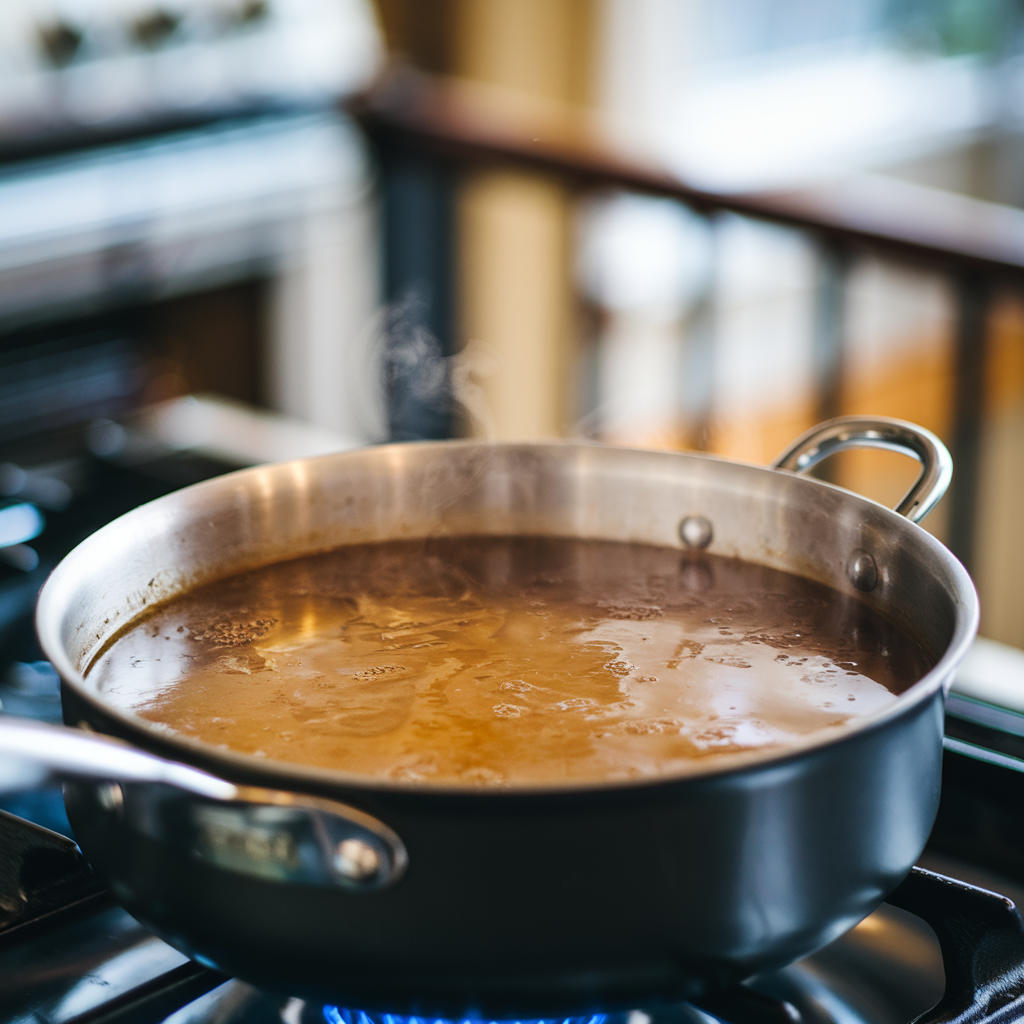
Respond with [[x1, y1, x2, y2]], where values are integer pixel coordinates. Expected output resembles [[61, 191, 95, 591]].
[[97, 782, 124, 817], [679, 515, 713, 550], [847, 549, 878, 592], [334, 838, 381, 883]]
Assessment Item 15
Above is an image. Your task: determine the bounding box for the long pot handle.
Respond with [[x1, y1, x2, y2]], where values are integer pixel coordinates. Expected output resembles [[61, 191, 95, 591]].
[[771, 415, 953, 524], [0, 715, 407, 891]]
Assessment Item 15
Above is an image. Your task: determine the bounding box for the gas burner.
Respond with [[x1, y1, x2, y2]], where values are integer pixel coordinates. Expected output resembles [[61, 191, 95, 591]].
[[145, 866, 1024, 1024], [323, 1011, 609, 1024]]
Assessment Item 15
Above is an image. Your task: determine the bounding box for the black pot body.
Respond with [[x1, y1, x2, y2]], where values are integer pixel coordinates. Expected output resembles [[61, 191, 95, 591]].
[[63, 684, 943, 1017]]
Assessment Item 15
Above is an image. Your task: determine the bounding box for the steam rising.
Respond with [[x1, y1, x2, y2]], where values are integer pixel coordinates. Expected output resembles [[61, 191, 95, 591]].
[[372, 290, 498, 442]]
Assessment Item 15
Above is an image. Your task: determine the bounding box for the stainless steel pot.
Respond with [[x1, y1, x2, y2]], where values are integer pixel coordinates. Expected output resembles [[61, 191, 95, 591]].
[[4, 415, 977, 1016]]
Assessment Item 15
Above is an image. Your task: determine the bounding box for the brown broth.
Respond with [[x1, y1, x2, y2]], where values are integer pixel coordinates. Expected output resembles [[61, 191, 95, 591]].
[[86, 536, 933, 785]]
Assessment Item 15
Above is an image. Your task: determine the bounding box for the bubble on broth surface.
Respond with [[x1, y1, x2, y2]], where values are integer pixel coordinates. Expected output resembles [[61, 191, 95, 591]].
[[87, 536, 932, 786]]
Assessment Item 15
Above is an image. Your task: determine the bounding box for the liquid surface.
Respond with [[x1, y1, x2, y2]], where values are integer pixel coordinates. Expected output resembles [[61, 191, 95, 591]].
[[88, 537, 932, 785]]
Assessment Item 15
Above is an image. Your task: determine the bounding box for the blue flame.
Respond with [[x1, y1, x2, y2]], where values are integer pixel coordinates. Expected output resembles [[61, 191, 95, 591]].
[[323, 1007, 607, 1024]]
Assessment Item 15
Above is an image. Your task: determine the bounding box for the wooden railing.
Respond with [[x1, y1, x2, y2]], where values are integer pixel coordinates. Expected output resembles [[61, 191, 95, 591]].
[[352, 68, 1024, 577]]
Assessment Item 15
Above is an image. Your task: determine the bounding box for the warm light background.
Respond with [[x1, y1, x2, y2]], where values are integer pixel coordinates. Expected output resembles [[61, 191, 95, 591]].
[[371, 0, 1024, 648]]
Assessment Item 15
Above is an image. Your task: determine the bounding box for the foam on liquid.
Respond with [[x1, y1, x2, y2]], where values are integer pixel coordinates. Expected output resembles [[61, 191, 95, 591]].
[[87, 536, 932, 785]]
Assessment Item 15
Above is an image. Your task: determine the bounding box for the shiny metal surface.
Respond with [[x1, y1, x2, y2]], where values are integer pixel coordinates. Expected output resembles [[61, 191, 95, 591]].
[[0, 901, 196, 1024], [29, 423, 978, 1013], [678, 514, 713, 549], [0, 716, 237, 799], [335, 838, 382, 882], [771, 416, 953, 524], [846, 549, 879, 593], [0, 717, 407, 890], [756, 902, 943, 1024]]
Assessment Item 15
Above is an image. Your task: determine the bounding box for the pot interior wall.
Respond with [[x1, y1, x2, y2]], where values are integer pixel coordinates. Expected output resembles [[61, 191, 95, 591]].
[[40, 442, 966, 704]]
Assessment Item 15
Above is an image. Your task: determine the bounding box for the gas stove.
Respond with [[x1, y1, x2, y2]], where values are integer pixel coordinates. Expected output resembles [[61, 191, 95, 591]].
[[2, 402, 1024, 1024], [0, 795, 1020, 1024], [2, 719, 1024, 1024]]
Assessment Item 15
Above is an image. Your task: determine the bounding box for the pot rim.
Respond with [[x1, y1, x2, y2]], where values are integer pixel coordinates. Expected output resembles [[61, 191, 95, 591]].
[[36, 438, 980, 798]]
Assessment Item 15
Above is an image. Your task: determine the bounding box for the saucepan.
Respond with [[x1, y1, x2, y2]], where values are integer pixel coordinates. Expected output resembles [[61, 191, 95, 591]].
[[0, 415, 977, 1017]]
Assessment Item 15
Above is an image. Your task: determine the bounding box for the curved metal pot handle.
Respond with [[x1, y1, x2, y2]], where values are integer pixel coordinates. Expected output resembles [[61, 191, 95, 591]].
[[0, 716, 407, 891], [771, 415, 953, 524]]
